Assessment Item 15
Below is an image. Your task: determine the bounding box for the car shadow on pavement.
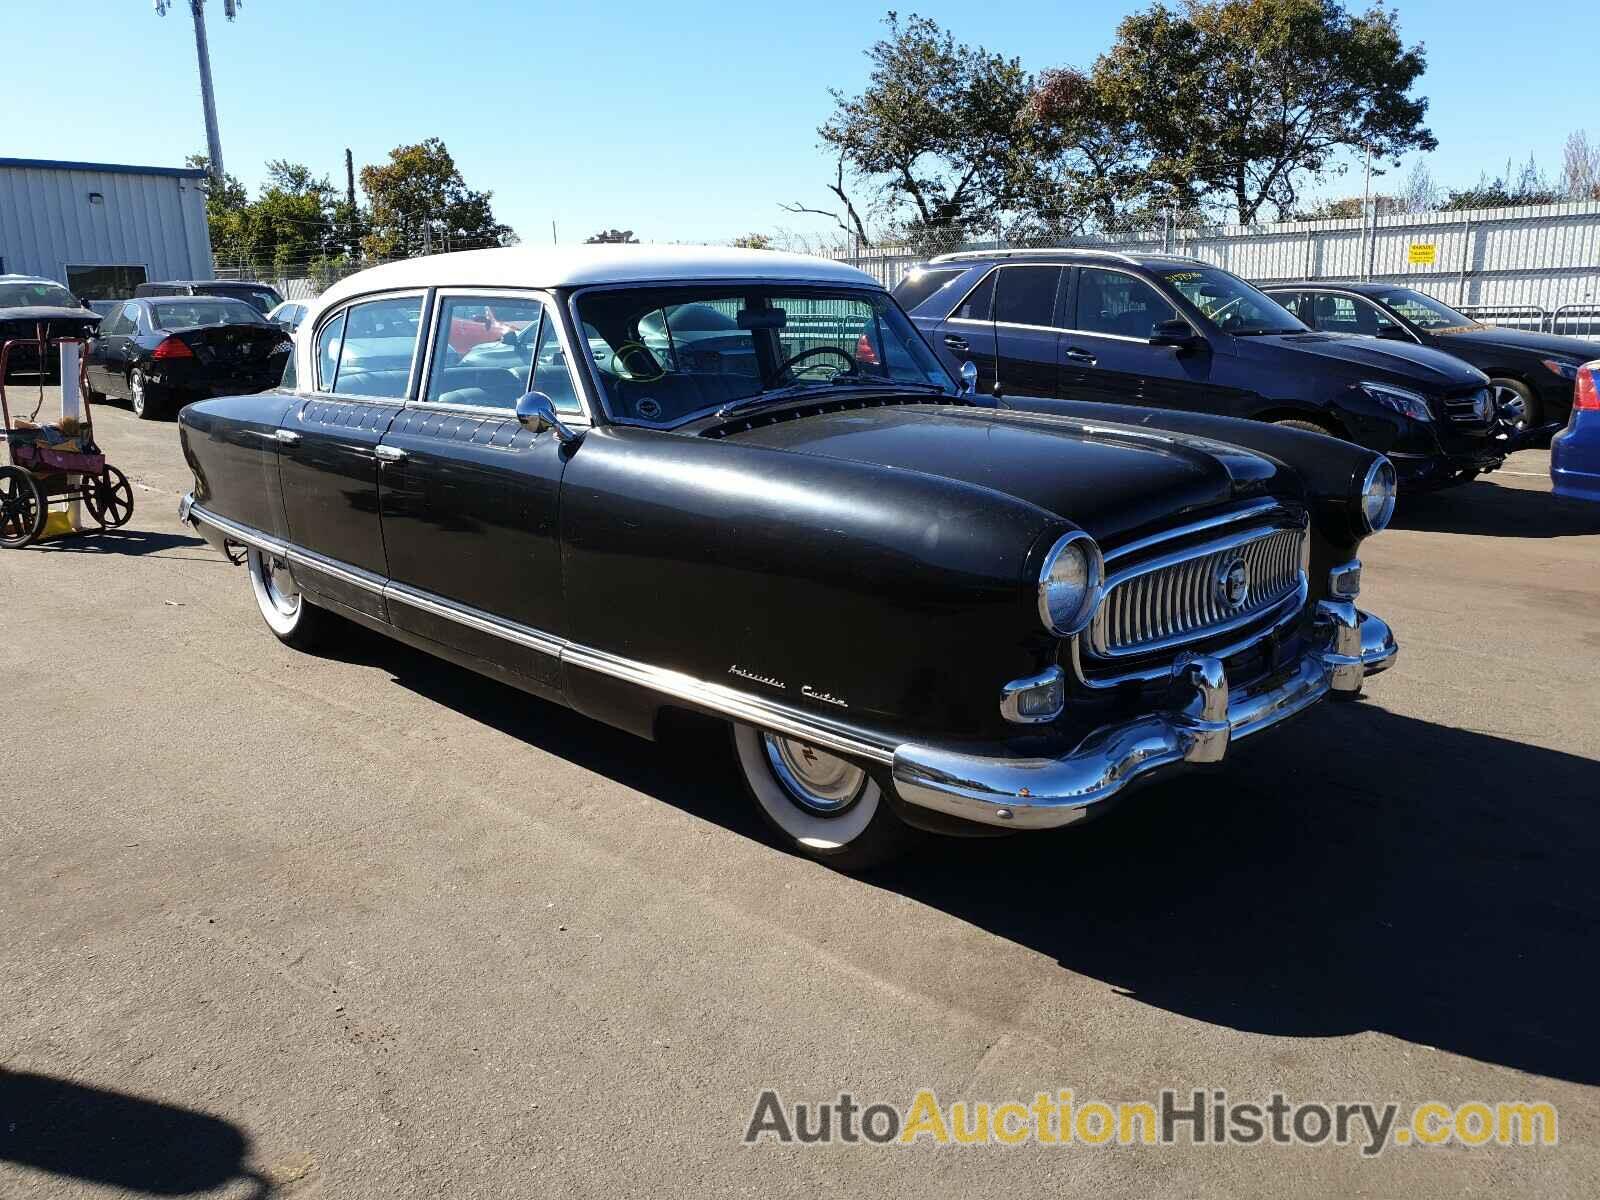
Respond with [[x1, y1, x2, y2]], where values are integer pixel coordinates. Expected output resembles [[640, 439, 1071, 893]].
[[0, 1069, 272, 1196], [873, 697, 1600, 1088], [327, 627, 1600, 1088], [30, 528, 213, 558], [1393, 478, 1600, 537]]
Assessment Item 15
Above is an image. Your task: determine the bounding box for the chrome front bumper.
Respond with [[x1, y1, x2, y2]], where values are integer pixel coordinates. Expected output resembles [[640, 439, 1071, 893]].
[[892, 604, 1396, 831]]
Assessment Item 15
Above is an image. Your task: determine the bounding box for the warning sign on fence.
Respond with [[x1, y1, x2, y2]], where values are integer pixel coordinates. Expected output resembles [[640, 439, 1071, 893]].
[[1408, 243, 1438, 264]]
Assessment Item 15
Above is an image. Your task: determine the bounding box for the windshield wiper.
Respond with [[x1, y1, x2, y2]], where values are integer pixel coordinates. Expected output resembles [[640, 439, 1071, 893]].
[[716, 377, 948, 419]]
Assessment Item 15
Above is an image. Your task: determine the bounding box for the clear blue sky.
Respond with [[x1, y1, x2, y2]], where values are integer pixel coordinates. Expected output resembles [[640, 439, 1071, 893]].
[[6, 0, 1593, 244]]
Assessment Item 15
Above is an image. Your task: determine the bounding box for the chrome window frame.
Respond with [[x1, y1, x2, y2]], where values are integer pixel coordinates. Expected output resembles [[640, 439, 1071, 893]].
[[410, 286, 594, 425], [565, 278, 954, 429], [945, 264, 1074, 333], [1281, 287, 1421, 343]]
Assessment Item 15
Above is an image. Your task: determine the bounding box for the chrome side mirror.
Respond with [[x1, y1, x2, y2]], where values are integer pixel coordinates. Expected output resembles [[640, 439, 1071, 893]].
[[515, 391, 582, 446], [959, 360, 978, 396]]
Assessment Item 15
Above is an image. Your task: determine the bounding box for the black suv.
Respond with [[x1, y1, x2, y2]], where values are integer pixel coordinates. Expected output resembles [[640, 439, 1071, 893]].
[[896, 250, 1508, 490], [135, 279, 284, 316], [1262, 280, 1600, 433]]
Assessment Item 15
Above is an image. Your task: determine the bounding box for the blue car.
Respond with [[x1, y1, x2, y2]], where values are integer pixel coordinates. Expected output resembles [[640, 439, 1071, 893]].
[[1551, 360, 1600, 502]]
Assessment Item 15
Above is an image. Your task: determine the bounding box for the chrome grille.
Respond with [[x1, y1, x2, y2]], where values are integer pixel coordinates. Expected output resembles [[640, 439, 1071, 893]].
[[1088, 525, 1307, 659], [1444, 386, 1494, 426]]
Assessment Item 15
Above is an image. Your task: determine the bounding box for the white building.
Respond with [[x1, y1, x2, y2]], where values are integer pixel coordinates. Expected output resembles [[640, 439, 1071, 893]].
[[0, 157, 214, 300]]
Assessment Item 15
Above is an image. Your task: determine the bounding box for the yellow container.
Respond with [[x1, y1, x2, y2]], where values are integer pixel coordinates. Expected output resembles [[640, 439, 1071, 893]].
[[39, 507, 81, 540]]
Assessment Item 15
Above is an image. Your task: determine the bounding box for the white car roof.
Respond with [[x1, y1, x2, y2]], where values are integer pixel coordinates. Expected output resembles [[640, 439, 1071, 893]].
[[312, 245, 879, 316]]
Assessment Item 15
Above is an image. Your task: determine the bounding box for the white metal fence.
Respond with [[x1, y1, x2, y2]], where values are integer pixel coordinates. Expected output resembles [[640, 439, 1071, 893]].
[[837, 200, 1600, 335]]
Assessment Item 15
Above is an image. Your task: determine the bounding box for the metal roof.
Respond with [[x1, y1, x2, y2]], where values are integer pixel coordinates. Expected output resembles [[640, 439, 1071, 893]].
[[0, 157, 208, 179]]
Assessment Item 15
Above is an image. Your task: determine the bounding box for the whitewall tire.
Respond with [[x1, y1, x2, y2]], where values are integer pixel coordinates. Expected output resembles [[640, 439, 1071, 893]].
[[731, 724, 912, 868], [246, 547, 336, 649]]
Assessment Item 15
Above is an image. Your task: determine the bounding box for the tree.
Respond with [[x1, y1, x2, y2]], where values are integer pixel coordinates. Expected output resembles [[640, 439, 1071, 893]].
[[360, 138, 514, 259], [1443, 155, 1563, 210], [186, 153, 251, 266], [1071, 0, 1436, 224], [815, 13, 1043, 243], [731, 233, 774, 249], [585, 229, 639, 244], [1397, 158, 1440, 213], [1562, 130, 1600, 201], [1027, 67, 1155, 232]]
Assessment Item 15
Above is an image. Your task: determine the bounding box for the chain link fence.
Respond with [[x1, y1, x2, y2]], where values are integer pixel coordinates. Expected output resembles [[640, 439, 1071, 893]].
[[832, 200, 1600, 335]]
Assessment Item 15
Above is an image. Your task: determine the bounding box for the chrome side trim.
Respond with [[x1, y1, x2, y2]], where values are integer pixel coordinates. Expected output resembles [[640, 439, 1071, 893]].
[[183, 498, 894, 767]]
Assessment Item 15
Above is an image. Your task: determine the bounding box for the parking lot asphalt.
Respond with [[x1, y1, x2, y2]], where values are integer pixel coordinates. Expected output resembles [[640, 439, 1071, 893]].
[[3, 397, 1599, 1198]]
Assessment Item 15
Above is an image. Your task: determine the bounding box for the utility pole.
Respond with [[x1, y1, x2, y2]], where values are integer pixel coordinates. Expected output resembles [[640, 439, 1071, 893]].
[[155, 1, 241, 185], [1360, 144, 1374, 281]]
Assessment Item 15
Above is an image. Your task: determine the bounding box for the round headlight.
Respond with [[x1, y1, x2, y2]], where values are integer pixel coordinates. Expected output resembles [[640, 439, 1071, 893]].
[[1360, 457, 1397, 533], [1037, 531, 1104, 636]]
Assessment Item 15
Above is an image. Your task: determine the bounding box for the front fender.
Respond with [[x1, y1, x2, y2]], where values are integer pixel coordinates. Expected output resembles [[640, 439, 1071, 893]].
[[558, 427, 1071, 741]]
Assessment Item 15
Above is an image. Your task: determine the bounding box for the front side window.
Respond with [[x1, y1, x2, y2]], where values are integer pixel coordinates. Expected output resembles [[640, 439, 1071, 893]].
[[424, 295, 544, 408], [1374, 289, 1477, 331], [331, 295, 423, 398], [574, 284, 955, 426], [993, 266, 1062, 327], [1075, 269, 1182, 338], [532, 312, 582, 413], [1159, 266, 1304, 336]]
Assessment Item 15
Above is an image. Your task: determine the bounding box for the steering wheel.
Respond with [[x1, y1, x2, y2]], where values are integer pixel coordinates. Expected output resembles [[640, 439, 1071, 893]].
[[775, 345, 856, 381]]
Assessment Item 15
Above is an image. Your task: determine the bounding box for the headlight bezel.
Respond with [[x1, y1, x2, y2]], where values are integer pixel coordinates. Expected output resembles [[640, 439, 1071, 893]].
[[1360, 380, 1434, 423], [1358, 456, 1398, 534], [1036, 530, 1104, 637]]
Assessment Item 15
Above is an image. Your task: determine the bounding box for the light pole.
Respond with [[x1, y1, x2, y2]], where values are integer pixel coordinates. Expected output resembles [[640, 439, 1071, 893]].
[[154, 1, 241, 183]]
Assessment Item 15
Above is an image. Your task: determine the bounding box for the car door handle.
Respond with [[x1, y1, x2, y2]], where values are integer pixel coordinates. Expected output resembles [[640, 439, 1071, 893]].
[[273, 429, 302, 445], [374, 445, 407, 463], [1063, 348, 1097, 364], [943, 334, 970, 352]]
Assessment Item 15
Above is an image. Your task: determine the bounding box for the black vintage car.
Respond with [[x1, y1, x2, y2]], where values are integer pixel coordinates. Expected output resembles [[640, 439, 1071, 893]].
[[1263, 281, 1600, 432], [896, 250, 1511, 490], [85, 297, 293, 420], [178, 247, 1398, 867]]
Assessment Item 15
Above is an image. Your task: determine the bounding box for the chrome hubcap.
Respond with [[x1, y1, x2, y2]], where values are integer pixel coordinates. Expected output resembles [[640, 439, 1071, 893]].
[[130, 372, 145, 413], [256, 553, 299, 617], [1494, 385, 1528, 430], [762, 734, 867, 815]]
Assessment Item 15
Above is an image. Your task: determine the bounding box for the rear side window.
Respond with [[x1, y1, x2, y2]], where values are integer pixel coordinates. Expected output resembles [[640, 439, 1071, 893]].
[[892, 267, 964, 314], [951, 270, 996, 321], [1075, 269, 1180, 338], [994, 266, 1063, 327], [315, 312, 346, 390], [331, 295, 424, 398]]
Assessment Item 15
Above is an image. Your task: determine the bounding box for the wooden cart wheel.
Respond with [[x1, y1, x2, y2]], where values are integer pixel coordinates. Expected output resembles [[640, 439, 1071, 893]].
[[83, 465, 135, 529], [0, 465, 46, 549]]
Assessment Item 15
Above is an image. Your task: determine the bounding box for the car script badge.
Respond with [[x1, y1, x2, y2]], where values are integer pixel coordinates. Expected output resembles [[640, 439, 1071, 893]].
[[1216, 556, 1251, 610]]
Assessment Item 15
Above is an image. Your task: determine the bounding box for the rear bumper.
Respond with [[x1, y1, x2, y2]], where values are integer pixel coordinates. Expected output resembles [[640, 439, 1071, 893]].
[[1551, 415, 1600, 503], [891, 603, 1396, 830]]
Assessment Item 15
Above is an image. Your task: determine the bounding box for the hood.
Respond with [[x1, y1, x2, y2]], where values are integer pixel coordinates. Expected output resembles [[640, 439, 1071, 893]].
[[1241, 331, 1485, 389], [717, 400, 1294, 544], [1433, 325, 1600, 362], [0, 305, 100, 324]]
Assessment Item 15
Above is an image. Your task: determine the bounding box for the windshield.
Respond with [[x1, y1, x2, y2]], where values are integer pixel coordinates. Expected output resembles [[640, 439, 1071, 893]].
[[1158, 266, 1306, 335], [574, 285, 956, 425], [1374, 289, 1477, 330], [0, 280, 80, 309], [152, 299, 268, 328]]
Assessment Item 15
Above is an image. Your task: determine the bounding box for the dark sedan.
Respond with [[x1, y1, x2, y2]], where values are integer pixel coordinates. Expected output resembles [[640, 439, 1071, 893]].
[[85, 297, 292, 420], [1264, 282, 1600, 432], [0, 275, 101, 381]]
